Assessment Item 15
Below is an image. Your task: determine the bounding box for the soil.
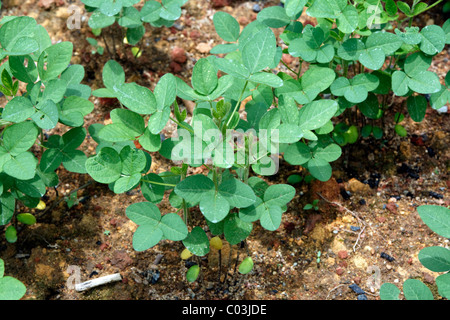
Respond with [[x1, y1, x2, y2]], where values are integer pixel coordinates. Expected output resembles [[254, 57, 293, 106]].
[[0, 0, 449, 301]]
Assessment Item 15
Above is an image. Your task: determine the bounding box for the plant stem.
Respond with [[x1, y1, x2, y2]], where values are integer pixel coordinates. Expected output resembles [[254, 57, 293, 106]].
[[169, 116, 194, 134], [140, 179, 176, 187], [225, 80, 249, 128]]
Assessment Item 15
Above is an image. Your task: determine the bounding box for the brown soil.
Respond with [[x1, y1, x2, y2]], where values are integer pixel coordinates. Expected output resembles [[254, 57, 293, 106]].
[[0, 0, 449, 301]]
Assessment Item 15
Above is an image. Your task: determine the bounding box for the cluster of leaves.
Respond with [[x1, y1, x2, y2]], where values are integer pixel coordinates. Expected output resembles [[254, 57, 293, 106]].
[[0, 16, 93, 242], [261, 0, 450, 144], [0, 258, 26, 300], [380, 205, 450, 300], [81, 0, 188, 57]]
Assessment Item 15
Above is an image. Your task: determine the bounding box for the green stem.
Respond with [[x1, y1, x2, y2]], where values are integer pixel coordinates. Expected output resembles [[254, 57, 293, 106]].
[[225, 80, 249, 128], [140, 179, 176, 187], [281, 60, 298, 78], [170, 116, 195, 134]]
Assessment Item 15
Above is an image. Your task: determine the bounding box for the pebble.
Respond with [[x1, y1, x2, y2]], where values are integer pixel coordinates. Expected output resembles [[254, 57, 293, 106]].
[[252, 4, 261, 12], [349, 284, 365, 295], [357, 294, 368, 300], [171, 46, 187, 64], [338, 250, 348, 259], [350, 226, 361, 232], [380, 252, 395, 262], [196, 42, 212, 53]]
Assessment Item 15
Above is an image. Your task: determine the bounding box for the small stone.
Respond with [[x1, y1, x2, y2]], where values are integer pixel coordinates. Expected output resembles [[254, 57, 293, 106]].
[[170, 61, 182, 73], [376, 216, 386, 223], [282, 53, 294, 64], [171, 46, 186, 64], [357, 294, 368, 300], [338, 250, 348, 259], [423, 273, 435, 284], [348, 178, 371, 195], [353, 277, 361, 285], [189, 30, 201, 40], [380, 252, 395, 262], [385, 202, 398, 214], [196, 42, 212, 54], [349, 284, 365, 295], [336, 267, 344, 275], [253, 4, 261, 12], [212, 0, 229, 8]]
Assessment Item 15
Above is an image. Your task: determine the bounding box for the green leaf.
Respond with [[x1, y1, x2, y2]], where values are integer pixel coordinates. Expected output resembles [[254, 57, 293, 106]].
[[307, 158, 332, 182], [403, 279, 434, 300], [191, 58, 218, 95], [224, 214, 253, 245], [285, 0, 307, 17], [239, 197, 266, 222], [238, 257, 254, 275], [126, 202, 161, 227], [147, 106, 170, 134], [392, 71, 410, 96], [4, 152, 37, 180], [85, 147, 122, 184], [218, 178, 256, 208], [407, 95, 427, 122], [249, 72, 284, 88], [338, 38, 365, 61], [182, 226, 210, 256], [3, 121, 38, 156], [260, 205, 283, 231], [397, 1, 411, 15], [257, 6, 291, 28], [417, 205, 450, 238], [0, 193, 15, 226], [0, 276, 27, 300], [112, 108, 145, 135], [284, 141, 311, 165], [264, 184, 295, 207], [307, 0, 347, 19], [331, 74, 379, 104], [139, 128, 162, 152], [298, 100, 338, 130], [395, 27, 422, 45], [436, 273, 450, 299], [154, 73, 176, 110], [115, 82, 157, 115], [88, 10, 115, 29], [37, 42, 73, 81], [241, 26, 276, 74], [2, 96, 35, 123], [186, 265, 200, 283], [159, 213, 188, 241], [410, 72, 440, 95], [358, 93, 381, 119], [5, 225, 17, 243], [418, 246, 450, 272], [17, 213, 36, 225], [141, 173, 165, 204], [313, 143, 342, 162], [132, 224, 163, 252], [9, 55, 38, 83], [336, 5, 358, 34], [213, 12, 240, 42], [32, 99, 59, 130], [385, 0, 398, 16], [199, 191, 230, 223], [174, 175, 214, 205], [102, 60, 125, 91], [420, 25, 446, 56], [379, 283, 401, 300], [0, 16, 37, 53]]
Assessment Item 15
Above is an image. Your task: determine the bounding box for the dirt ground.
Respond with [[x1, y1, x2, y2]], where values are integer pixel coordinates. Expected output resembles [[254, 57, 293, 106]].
[[0, 0, 449, 301]]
